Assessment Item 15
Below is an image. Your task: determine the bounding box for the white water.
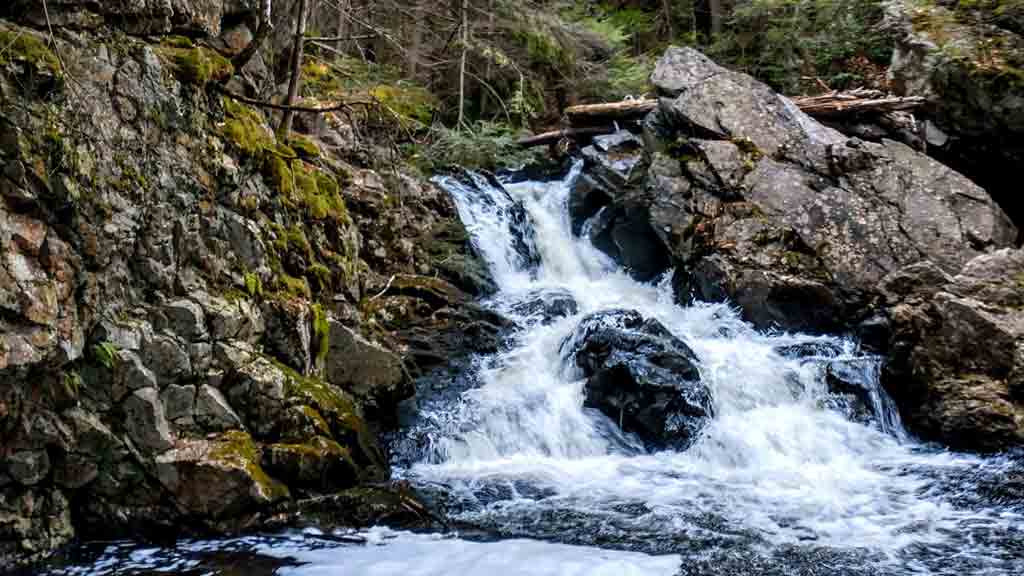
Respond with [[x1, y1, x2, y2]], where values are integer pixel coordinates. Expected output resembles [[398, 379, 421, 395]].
[[43, 165, 1024, 576], [407, 165, 1024, 573]]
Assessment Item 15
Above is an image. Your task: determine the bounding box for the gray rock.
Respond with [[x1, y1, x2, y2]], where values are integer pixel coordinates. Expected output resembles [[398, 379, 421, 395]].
[[142, 333, 192, 385], [199, 294, 264, 343], [324, 320, 411, 417], [160, 299, 207, 342], [121, 388, 174, 453], [6, 450, 50, 486], [639, 47, 1016, 333], [885, 249, 1024, 451], [561, 309, 712, 450], [154, 432, 288, 519], [261, 300, 312, 376], [114, 350, 159, 400], [161, 384, 196, 422], [195, 385, 242, 431]]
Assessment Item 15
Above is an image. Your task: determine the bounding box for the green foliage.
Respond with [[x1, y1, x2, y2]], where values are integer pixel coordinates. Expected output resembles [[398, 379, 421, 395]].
[[708, 0, 895, 93], [370, 83, 437, 127], [408, 122, 541, 172], [92, 341, 119, 369]]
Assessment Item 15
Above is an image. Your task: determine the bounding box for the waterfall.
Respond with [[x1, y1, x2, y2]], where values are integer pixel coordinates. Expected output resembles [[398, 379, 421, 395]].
[[45, 165, 1024, 576], [405, 165, 1023, 574]]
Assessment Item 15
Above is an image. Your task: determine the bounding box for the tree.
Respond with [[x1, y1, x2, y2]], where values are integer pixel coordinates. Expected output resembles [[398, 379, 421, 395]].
[[280, 0, 310, 135]]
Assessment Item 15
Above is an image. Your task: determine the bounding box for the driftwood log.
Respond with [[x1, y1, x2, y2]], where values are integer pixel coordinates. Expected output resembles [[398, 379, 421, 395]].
[[517, 90, 927, 147]]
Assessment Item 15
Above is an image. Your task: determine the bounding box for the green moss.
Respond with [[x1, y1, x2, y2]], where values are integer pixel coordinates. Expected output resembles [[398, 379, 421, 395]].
[[277, 274, 311, 299], [288, 134, 321, 159], [311, 303, 330, 370], [210, 430, 290, 500], [157, 40, 233, 85], [244, 271, 263, 298], [0, 28, 61, 75], [308, 263, 332, 294], [222, 98, 275, 160], [299, 405, 332, 436], [369, 83, 437, 126]]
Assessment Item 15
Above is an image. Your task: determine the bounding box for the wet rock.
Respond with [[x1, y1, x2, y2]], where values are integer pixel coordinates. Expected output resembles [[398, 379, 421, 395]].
[[562, 310, 712, 450], [121, 388, 174, 454], [0, 487, 74, 569], [5, 450, 50, 486], [324, 320, 411, 419], [510, 289, 579, 323], [587, 203, 671, 282], [885, 249, 1024, 451], [194, 385, 242, 431], [568, 173, 613, 235], [261, 436, 360, 491], [824, 359, 884, 425], [155, 431, 289, 520]]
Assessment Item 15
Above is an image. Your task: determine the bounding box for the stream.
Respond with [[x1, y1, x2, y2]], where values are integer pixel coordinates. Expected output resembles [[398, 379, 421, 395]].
[[37, 164, 1024, 575]]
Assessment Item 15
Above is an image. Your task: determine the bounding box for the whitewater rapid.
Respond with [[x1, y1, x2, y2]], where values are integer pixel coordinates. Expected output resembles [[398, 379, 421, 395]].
[[400, 163, 1022, 573], [41, 164, 1023, 576]]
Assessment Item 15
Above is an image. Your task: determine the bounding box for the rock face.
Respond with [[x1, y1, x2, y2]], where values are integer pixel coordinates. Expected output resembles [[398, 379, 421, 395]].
[[561, 310, 712, 450], [0, 7, 489, 568], [885, 0, 1024, 229], [884, 249, 1024, 451], [574, 46, 1021, 453], [630, 46, 1016, 334]]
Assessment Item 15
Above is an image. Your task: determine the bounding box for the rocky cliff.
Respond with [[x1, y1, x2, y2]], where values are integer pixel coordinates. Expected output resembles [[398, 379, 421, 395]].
[[576, 46, 1023, 453], [0, 2, 497, 569]]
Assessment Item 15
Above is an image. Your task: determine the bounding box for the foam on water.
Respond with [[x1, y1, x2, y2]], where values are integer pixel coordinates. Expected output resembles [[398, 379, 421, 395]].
[[41, 164, 1024, 576], [417, 164, 1024, 573]]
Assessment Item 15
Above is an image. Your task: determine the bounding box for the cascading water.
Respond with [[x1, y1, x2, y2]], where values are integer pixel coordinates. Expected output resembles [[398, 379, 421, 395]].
[[396, 163, 1023, 574], [41, 165, 1023, 576]]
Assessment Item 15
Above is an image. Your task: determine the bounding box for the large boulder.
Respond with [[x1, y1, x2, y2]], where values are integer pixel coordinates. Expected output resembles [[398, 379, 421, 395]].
[[884, 249, 1024, 451], [640, 46, 1016, 333], [561, 310, 712, 450]]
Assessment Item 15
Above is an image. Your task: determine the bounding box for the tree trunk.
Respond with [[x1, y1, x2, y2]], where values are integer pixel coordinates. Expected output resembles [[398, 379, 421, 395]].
[[709, 0, 724, 36], [279, 0, 309, 136], [457, 0, 468, 129], [407, 0, 423, 77], [335, 0, 349, 61]]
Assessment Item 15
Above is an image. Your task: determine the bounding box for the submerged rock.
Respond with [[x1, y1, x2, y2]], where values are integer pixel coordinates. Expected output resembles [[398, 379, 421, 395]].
[[562, 310, 712, 450]]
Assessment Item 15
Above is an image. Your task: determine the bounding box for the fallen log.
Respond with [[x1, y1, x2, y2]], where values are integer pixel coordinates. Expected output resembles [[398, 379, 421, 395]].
[[515, 126, 617, 148], [790, 91, 926, 117], [564, 99, 658, 123], [518, 91, 927, 148]]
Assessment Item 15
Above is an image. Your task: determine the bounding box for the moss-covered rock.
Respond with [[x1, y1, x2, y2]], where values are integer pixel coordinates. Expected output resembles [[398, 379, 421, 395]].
[[157, 38, 233, 85], [261, 436, 359, 491], [154, 431, 289, 520]]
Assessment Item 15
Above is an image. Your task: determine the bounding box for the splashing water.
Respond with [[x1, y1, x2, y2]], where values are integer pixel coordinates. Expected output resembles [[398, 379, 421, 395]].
[[42, 165, 1024, 576], [399, 164, 1024, 574]]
